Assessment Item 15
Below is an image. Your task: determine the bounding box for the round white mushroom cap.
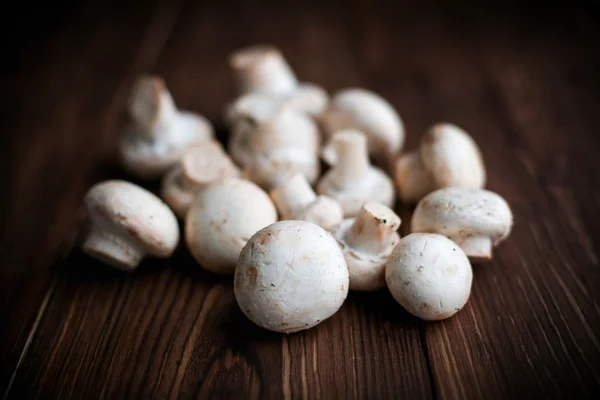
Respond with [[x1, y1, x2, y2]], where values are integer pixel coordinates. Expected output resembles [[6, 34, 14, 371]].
[[82, 180, 179, 270], [185, 178, 278, 274], [411, 187, 514, 262], [234, 220, 349, 333], [385, 233, 473, 320]]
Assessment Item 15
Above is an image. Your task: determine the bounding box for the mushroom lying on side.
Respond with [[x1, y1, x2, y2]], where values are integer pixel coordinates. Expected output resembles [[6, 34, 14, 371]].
[[234, 220, 349, 333], [394, 123, 486, 203], [185, 178, 277, 274], [411, 187, 513, 262], [317, 130, 395, 217], [320, 88, 404, 165], [81, 180, 179, 270], [385, 233, 473, 320], [270, 173, 343, 232], [119, 75, 214, 179], [161, 141, 240, 218], [334, 202, 401, 291]]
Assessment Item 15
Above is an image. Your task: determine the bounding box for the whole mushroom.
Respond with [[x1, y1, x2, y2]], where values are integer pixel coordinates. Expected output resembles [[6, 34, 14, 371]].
[[119, 75, 214, 179], [234, 220, 349, 333], [411, 187, 513, 262], [185, 178, 278, 274], [161, 141, 240, 218], [270, 173, 343, 232], [394, 123, 486, 203], [317, 130, 395, 217], [385, 233, 473, 320], [81, 180, 179, 270], [334, 202, 401, 291]]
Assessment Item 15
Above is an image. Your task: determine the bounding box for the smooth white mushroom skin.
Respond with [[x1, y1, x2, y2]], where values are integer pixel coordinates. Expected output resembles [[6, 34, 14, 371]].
[[411, 188, 513, 262], [393, 151, 434, 204], [185, 178, 277, 274], [82, 180, 179, 270], [119, 75, 214, 180], [385, 233, 473, 320], [335, 202, 401, 291], [234, 220, 349, 333]]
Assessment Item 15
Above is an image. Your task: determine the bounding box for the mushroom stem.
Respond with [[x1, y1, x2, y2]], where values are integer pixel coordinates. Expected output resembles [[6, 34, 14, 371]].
[[129, 77, 178, 140], [330, 131, 370, 186], [453, 235, 493, 262], [179, 144, 231, 191], [346, 202, 401, 254], [270, 173, 317, 219], [82, 226, 145, 270]]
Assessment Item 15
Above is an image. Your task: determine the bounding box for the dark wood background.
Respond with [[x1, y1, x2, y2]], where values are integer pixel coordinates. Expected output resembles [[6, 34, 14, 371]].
[[2, 0, 600, 398]]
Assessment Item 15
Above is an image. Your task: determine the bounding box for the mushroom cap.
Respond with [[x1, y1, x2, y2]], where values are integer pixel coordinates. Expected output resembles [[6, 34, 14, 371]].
[[294, 196, 344, 232], [234, 220, 349, 333], [420, 123, 486, 190], [84, 180, 179, 259], [321, 88, 405, 162], [393, 151, 435, 204], [385, 233, 473, 320], [411, 187, 513, 248], [185, 178, 278, 274], [284, 83, 329, 117]]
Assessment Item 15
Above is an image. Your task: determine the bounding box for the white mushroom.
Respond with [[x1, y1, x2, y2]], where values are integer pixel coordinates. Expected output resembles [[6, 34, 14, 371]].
[[334, 202, 401, 291], [411, 187, 513, 262], [234, 220, 349, 333], [160, 141, 240, 218], [228, 45, 328, 118], [227, 94, 321, 189], [394, 123, 486, 203], [185, 178, 277, 274], [119, 75, 214, 179], [81, 180, 179, 270], [385, 233, 473, 320], [317, 130, 395, 217], [320, 88, 404, 165], [269, 173, 343, 232]]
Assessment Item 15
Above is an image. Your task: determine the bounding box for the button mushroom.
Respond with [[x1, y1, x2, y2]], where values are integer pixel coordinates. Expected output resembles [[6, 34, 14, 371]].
[[411, 187, 513, 262], [320, 88, 404, 165], [228, 45, 328, 118], [269, 172, 343, 232], [385, 233, 473, 320], [185, 178, 278, 274], [393, 123, 486, 203], [161, 141, 240, 218], [234, 220, 349, 333], [81, 180, 179, 270], [317, 130, 395, 217], [334, 202, 401, 291], [119, 75, 214, 180]]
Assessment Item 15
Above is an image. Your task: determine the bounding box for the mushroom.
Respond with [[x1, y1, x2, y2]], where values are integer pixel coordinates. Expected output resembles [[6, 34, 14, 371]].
[[234, 220, 349, 333], [394, 123, 486, 203], [385, 233, 473, 320], [185, 178, 277, 274], [227, 94, 321, 189], [320, 88, 404, 165], [160, 141, 240, 218], [411, 187, 513, 262], [119, 75, 214, 180], [228, 45, 328, 118], [269, 173, 343, 232], [317, 130, 395, 217], [81, 180, 179, 270], [334, 202, 401, 291]]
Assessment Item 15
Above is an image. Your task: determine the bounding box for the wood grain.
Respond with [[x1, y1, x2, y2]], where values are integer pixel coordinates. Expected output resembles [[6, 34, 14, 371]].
[[1, 0, 600, 399]]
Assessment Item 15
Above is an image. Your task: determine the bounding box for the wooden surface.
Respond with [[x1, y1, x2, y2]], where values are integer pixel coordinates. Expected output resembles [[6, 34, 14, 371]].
[[2, 0, 600, 398]]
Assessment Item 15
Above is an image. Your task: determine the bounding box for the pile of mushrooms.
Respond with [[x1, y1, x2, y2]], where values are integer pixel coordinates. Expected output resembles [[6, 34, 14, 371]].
[[78, 44, 514, 333]]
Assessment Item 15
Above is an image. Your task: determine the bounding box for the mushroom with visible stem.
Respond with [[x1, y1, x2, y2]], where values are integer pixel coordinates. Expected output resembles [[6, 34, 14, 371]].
[[317, 130, 395, 217], [119, 75, 214, 180], [81, 180, 179, 270], [385, 233, 473, 321], [269, 173, 343, 232], [334, 202, 401, 291], [411, 187, 513, 262], [234, 220, 349, 333]]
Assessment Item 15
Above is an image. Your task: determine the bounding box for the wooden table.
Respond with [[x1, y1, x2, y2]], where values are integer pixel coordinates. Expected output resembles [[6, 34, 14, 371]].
[[2, 0, 599, 398]]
